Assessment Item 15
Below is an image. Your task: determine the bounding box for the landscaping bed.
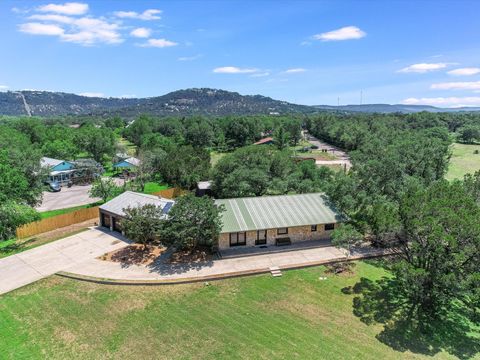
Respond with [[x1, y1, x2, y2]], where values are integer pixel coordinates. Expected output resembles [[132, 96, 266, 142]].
[[98, 244, 166, 266], [168, 246, 213, 264]]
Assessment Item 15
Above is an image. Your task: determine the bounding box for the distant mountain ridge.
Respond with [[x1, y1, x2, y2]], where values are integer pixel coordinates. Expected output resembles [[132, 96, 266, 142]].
[[313, 103, 480, 113], [0, 88, 479, 118]]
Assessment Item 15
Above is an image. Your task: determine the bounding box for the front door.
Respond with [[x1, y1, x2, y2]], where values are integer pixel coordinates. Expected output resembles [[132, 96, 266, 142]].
[[256, 230, 267, 245]]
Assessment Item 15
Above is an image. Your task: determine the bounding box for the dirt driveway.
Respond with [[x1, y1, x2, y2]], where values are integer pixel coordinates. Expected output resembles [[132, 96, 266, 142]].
[[36, 185, 101, 212]]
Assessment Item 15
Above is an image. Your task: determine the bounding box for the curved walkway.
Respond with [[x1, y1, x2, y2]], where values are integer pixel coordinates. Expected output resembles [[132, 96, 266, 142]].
[[59, 244, 387, 285]]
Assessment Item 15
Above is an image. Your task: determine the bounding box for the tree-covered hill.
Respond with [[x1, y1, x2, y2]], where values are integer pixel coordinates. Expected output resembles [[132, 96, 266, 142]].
[[0, 88, 314, 118], [2, 88, 480, 118]]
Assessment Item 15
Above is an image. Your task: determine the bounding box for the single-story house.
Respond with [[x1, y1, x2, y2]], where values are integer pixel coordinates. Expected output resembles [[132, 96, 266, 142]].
[[41, 157, 104, 185], [215, 193, 343, 250], [113, 156, 141, 170], [41, 157, 76, 184], [99, 191, 175, 233], [253, 137, 274, 145]]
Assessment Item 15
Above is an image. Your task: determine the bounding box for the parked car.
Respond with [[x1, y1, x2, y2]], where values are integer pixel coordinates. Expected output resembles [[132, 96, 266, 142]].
[[48, 181, 61, 192], [310, 145, 319, 150]]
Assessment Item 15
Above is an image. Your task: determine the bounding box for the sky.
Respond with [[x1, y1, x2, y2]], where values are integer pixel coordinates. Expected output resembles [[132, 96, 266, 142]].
[[1, 0, 480, 107]]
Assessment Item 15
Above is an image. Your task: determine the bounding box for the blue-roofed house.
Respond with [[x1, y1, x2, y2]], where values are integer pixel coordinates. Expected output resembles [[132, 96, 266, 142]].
[[41, 157, 76, 184], [113, 156, 141, 171]]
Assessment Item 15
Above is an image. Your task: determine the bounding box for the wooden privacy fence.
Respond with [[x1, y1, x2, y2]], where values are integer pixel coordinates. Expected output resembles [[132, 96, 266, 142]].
[[152, 187, 186, 199], [16, 206, 99, 239], [16, 188, 186, 239]]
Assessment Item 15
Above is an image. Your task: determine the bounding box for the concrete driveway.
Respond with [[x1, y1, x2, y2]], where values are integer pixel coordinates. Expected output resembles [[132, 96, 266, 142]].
[[36, 185, 101, 212], [0, 228, 129, 295]]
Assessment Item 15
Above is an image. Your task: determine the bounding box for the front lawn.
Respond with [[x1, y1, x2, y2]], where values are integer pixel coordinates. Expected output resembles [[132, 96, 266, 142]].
[[0, 261, 473, 359]]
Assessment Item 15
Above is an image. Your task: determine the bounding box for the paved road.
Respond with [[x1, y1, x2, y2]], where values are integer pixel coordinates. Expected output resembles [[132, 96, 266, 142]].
[[36, 185, 101, 212], [304, 131, 352, 169], [0, 228, 128, 294]]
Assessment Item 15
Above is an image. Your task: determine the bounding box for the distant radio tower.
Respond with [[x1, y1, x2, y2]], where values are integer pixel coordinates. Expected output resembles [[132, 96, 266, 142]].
[[360, 90, 363, 105], [337, 97, 340, 106]]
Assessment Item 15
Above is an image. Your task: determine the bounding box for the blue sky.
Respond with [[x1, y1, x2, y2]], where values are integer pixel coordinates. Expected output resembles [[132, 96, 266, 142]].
[[1, 0, 480, 106]]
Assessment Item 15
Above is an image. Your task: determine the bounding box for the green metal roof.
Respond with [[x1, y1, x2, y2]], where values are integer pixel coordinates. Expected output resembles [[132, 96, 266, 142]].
[[215, 193, 343, 233]]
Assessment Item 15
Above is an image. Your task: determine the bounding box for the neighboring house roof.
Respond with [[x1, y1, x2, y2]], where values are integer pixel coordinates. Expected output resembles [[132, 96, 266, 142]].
[[114, 157, 141, 168], [41, 157, 65, 168], [197, 181, 212, 190], [72, 158, 102, 168], [253, 137, 274, 145], [99, 191, 174, 218], [215, 193, 343, 233]]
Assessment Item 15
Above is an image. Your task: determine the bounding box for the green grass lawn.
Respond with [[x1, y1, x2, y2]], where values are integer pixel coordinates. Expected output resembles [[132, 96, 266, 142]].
[[143, 182, 169, 194], [0, 228, 89, 259], [118, 137, 137, 156], [446, 143, 480, 181], [210, 150, 227, 167], [39, 202, 103, 219], [0, 262, 471, 359]]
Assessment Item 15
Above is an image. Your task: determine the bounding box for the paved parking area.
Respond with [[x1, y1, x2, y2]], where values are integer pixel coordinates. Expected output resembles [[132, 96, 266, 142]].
[[36, 185, 101, 212], [0, 229, 129, 294]]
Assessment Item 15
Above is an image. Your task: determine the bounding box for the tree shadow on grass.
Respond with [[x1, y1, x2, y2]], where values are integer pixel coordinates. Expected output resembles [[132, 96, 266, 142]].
[[342, 277, 480, 359], [0, 238, 37, 256]]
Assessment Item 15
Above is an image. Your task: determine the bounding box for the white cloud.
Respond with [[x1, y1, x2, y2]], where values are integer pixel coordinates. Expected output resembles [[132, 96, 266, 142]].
[[313, 26, 366, 41], [0, 85, 8, 91], [213, 66, 259, 74], [130, 27, 151, 38], [19, 22, 65, 36], [21, 13, 123, 45], [447, 67, 480, 76], [119, 94, 137, 98], [431, 81, 480, 91], [178, 54, 202, 61], [398, 63, 449, 73], [114, 9, 161, 21], [250, 72, 270, 78], [79, 92, 105, 97], [38, 2, 89, 15], [402, 96, 480, 107], [138, 38, 178, 48], [284, 68, 307, 74]]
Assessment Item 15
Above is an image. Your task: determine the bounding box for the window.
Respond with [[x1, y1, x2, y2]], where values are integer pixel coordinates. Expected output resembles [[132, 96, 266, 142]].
[[311, 225, 317, 232], [230, 232, 246, 247], [277, 227, 288, 235], [325, 223, 335, 231], [256, 230, 267, 245]]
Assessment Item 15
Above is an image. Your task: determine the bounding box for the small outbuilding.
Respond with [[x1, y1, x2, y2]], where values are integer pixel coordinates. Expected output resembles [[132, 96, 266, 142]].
[[215, 193, 343, 250], [196, 181, 213, 197], [99, 191, 175, 233]]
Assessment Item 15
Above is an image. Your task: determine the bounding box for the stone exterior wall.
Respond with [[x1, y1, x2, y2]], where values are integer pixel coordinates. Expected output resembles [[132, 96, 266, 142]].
[[217, 223, 338, 250]]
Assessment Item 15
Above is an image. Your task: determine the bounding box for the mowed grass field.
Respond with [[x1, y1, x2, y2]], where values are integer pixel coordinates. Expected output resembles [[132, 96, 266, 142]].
[[0, 262, 469, 359], [446, 143, 480, 180]]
